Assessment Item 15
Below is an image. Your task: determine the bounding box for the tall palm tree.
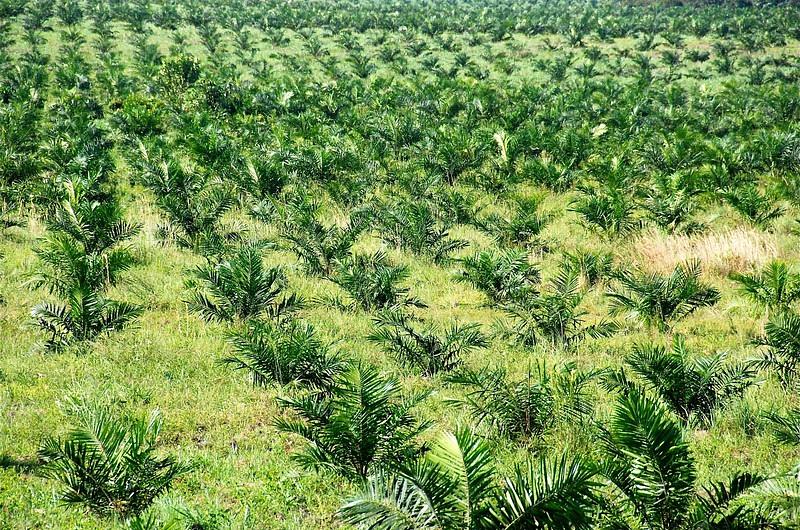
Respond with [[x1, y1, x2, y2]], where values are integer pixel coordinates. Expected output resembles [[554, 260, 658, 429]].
[[339, 428, 599, 529]]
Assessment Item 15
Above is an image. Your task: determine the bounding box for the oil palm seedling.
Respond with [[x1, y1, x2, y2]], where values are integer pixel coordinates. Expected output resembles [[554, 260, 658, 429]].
[[223, 319, 347, 389], [29, 176, 141, 350], [607, 261, 720, 331], [610, 336, 757, 425], [572, 155, 643, 237], [278, 196, 368, 277], [764, 408, 800, 446], [599, 388, 774, 529], [730, 261, 800, 316], [458, 248, 540, 305], [38, 408, 190, 520], [329, 251, 425, 312], [373, 200, 468, 264], [753, 310, 800, 388], [561, 250, 615, 288], [420, 126, 487, 185], [276, 363, 431, 480], [5, 1, 800, 527], [229, 152, 291, 206], [572, 184, 641, 236], [137, 144, 239, 256], [186, 242, 300, 323], [504, 267, 617, 349], [31, 283, 142, 352], [474, 196, 553, 248], [44, 174, 141, 256], [447, 362, 604, 441], [339, 428, 600, 530], [722, 185, 784, 229], [643, 174, 704, 234], [369, 309, 487, 376]]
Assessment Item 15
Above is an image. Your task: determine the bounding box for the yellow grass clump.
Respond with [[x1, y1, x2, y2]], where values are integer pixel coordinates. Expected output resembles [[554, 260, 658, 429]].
[[630, 227, 779, 276]]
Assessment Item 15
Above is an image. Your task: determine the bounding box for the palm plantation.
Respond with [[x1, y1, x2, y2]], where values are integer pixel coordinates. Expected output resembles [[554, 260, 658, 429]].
[[1, 0, 800, 527]]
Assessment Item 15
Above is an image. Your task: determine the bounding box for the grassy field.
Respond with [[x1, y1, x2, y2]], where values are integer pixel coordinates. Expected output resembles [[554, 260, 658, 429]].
[[3, 0, 800, 528]]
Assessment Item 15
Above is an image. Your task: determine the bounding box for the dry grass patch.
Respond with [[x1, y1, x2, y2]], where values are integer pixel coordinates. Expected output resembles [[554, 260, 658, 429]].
[[629, 228, 778, 276]]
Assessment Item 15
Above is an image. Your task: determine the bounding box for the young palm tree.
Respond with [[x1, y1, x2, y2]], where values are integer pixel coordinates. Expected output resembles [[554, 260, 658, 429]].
[[607, 261, 720, 331], [276, 364, 431, 480], [722, 185, 784, 228], [504, 267, 617, 349], [186, 242, 300, 323], [374, 200, 468, 264], [730, 261, 800, 315], [765, 408, 800, 446], [278, 196, 368, 277], [421, 126, 487, 185], [753, 311, 800, 387], [600, 389, 772, 529], [31, 286, 143, 352], [223, 319, 347, 389], [137, 144, 239, 256], [447, 362, 603, 441], [614, 336, 756, 424], [330, 251, 425, 311], [458, 249, 540, 306], [45, 174, 141, 256], [339, 428, 599, 530], [643, 174, 703, 235], [561, 250, 614, 288], [474, 197, 553, 248], [369, 309, 488, 376], [572, 185, 640, 236], [38, 408, 190, 519], [30, 176, 141, 350]]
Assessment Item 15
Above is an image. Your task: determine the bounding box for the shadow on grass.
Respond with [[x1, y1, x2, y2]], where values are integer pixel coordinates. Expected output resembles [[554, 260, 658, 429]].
[[0, 454, 40, 473]]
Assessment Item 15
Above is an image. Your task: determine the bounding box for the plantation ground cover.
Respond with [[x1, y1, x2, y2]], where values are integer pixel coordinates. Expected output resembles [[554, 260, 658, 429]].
[[3, 0, 800, 528]]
